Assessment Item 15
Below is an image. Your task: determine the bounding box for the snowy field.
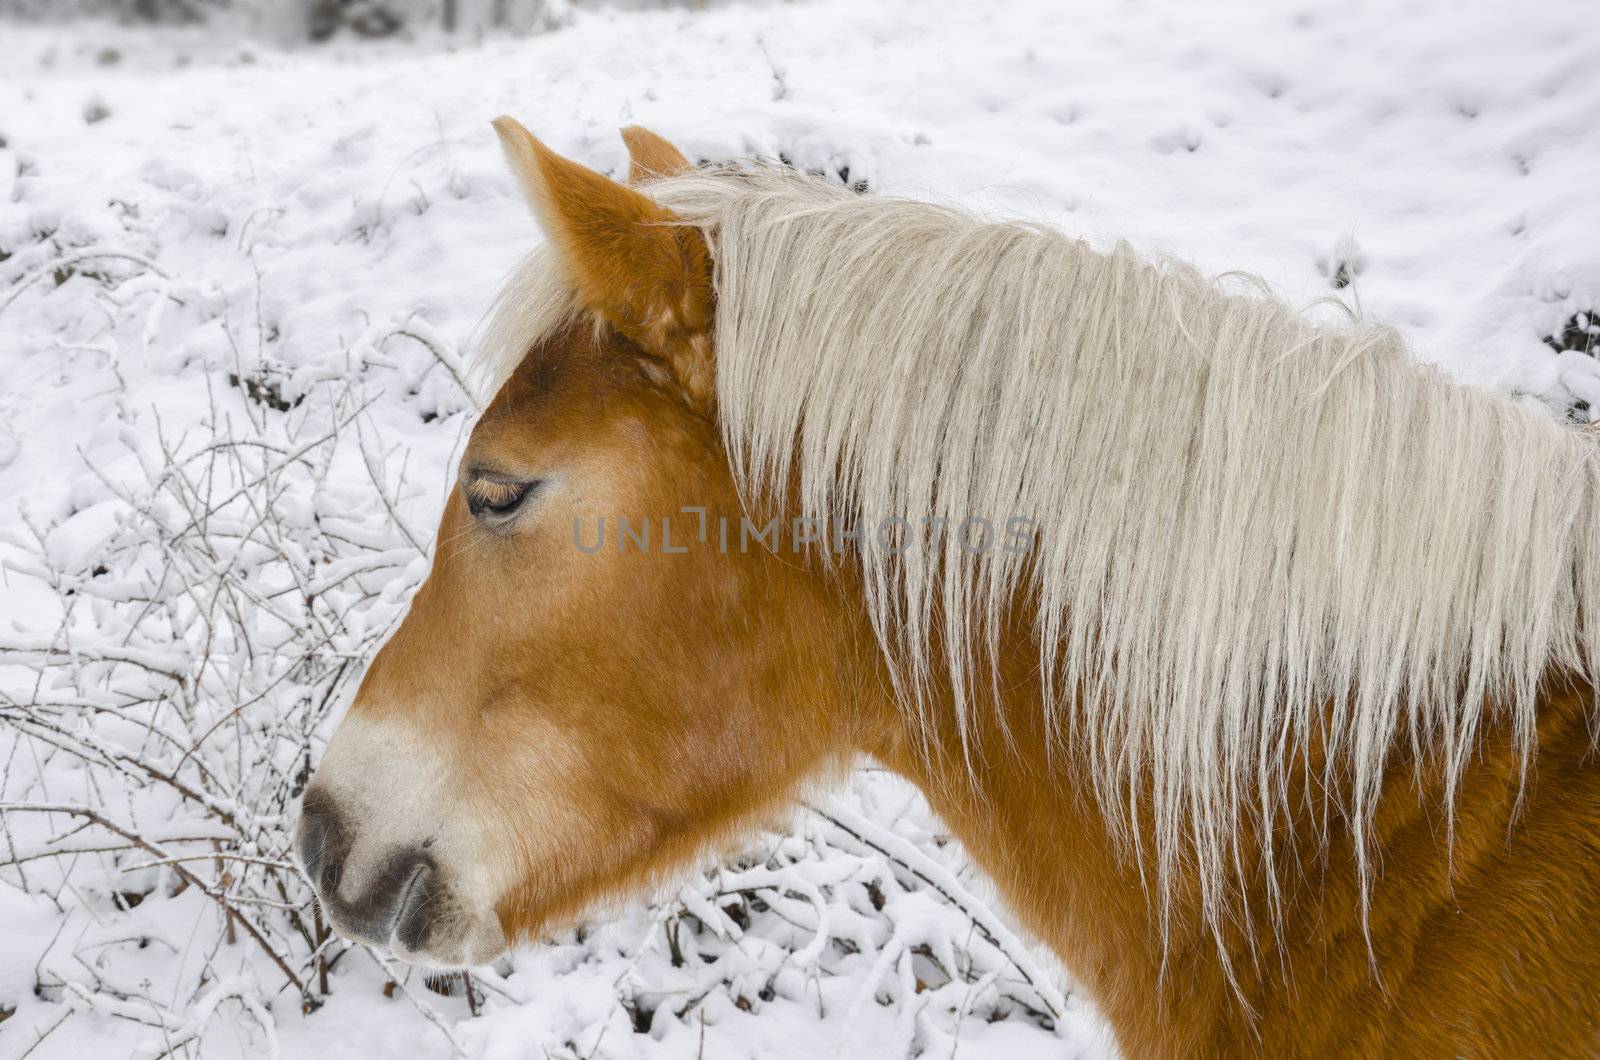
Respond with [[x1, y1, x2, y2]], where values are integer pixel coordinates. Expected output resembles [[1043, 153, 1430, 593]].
[[1, 1, 1598, 1057]]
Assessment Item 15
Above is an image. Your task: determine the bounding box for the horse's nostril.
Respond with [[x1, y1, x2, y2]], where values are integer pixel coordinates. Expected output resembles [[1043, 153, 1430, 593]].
[[295, 786, 348, 898], [296, 809, 326, 880], [391, 862, 435, 953]]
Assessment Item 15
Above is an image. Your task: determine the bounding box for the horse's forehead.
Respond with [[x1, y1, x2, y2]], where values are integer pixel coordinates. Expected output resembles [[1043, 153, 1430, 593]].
[[472, 335, 598, 434], [466, 335, 667, 465]]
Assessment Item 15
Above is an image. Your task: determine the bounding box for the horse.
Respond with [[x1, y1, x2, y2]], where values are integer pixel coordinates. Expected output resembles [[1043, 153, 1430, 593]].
[[294, 119, 1600, 1057]]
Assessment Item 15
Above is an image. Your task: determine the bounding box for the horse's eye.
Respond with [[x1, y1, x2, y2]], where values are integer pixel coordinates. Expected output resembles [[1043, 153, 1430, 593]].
[[465, 478, 539, 519]]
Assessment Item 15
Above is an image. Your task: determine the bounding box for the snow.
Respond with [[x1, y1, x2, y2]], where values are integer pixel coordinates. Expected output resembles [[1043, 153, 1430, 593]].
[[1, 1, 1597, 1056]]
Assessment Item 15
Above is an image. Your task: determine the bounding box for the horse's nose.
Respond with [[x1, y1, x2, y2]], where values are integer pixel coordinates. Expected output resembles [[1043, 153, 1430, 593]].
[[295, 785, 440, 952]]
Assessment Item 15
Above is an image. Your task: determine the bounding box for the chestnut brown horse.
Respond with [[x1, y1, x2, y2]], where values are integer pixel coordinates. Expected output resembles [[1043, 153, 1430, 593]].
[[296, 120, 1600, 1056]]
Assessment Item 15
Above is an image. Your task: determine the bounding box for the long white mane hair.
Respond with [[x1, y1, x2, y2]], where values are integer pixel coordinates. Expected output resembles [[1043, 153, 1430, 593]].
[[482, 162, 1600, 946]]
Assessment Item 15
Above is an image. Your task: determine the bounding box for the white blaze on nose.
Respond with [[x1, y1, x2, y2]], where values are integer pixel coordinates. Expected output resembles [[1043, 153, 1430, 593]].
[[311, 711, 512, 965]]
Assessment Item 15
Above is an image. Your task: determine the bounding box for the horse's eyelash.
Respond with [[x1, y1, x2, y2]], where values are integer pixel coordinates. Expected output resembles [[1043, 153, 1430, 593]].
[[467, 480, 524, 506], [464, 478, 542, 519]]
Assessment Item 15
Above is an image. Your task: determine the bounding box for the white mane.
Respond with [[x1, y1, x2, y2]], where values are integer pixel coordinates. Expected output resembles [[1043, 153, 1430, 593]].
[[480, 163, 1600, 945]]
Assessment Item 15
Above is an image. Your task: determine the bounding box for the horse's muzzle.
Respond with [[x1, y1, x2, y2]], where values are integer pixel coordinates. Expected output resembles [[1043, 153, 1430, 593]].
[[295, 785, 496, 965]]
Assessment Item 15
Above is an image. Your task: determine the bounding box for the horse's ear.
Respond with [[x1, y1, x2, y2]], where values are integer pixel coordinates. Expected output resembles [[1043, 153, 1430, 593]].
[[620, 125, 693, 184], [491, 117, 714, 410]]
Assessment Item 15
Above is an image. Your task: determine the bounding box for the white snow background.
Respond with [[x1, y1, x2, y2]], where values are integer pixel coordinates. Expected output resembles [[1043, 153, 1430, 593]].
[[1, 1, 1598, 1057]]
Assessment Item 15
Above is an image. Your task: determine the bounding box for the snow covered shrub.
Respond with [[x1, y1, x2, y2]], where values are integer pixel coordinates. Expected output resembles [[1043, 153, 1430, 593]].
[[0, 0, 214, 23], [0, 357, 448, 1049], [1541, 311, 1600, 420], [307, 0, 407, 41], [0, 0, 626, 39]]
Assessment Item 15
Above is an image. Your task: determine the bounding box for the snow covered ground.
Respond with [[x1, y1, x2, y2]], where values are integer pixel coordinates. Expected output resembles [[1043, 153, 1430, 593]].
[[1, 1, 1597, 1056]]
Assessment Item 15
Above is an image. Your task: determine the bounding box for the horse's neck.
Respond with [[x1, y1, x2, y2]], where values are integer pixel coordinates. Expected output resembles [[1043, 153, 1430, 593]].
[[859, 668, 1218, 1053], [854, 648, 1600, 1056]]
